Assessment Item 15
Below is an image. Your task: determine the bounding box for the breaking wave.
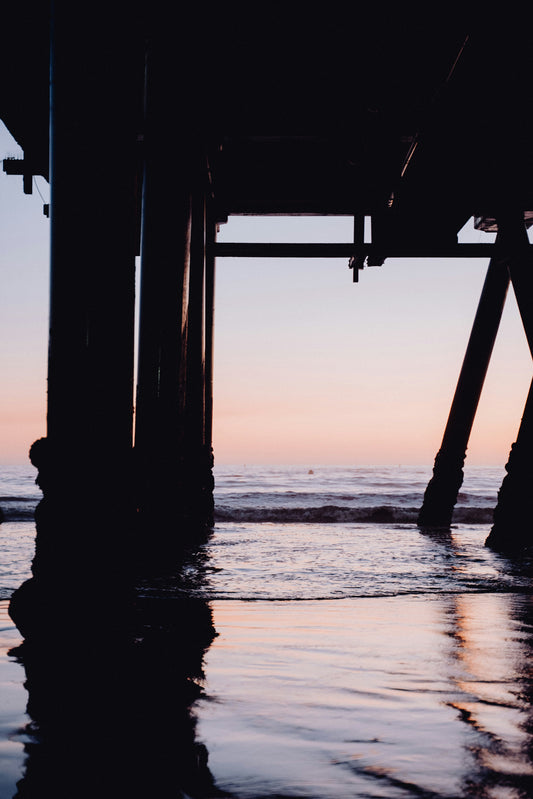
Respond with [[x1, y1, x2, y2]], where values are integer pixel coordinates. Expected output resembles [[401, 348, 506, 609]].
[[214, 504, 495, 525], [0, 498, 38, 522]]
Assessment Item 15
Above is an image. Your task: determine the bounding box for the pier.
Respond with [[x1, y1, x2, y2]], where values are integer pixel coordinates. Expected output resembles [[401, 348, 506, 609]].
[[3, 5, 533, 795], [3, 7, 533, 552], [0, 9, 531, 582]]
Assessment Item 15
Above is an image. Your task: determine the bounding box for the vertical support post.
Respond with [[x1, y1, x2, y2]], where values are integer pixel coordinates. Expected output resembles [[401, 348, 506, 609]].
[[10, 2, 141, 638], [181, 166, 215, 528], [349, 213, 365, 282], [48, 6, 138, 464], [204, 210, 217, 455], [134, 40, 192, 529], [133, 27, 214, 539], [186, 182, 207, 453], [48, 5, 138, 497], [418, 244, 510, 526]]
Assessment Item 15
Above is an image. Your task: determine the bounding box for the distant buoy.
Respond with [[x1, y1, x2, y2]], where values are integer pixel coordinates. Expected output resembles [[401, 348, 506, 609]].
[[308, 469, 314, 475]]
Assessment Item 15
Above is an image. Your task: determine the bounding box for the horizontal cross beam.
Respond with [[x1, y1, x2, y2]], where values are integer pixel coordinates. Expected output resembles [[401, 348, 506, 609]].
[[211, 242, 529, 259]]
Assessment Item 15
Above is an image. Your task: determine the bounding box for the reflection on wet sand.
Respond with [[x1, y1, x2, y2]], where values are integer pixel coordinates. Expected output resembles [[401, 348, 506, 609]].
[[424, 527, 533, 795], [8, 549, 227, 799], [442, 591, 533, 797], [7, 515, 533, 797], [196, 589, 533, 798]]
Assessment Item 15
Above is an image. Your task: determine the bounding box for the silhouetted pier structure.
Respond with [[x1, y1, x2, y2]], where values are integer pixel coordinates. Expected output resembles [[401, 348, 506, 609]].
[[4, 6, 533, 794], [3, 5, 533, 572]]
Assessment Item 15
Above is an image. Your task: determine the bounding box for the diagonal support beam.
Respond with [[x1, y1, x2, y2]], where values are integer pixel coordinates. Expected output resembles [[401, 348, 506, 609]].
[[418, 241, 510, 527], [501, 213, 533, 359], [485, 377, 533, 551], [485, 213, 533, 550]]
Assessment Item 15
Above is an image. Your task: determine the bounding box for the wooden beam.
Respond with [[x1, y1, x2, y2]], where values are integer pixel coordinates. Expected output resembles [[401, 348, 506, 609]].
[[486, 377, 533, 551], [204, 212, 216, 453], [212, 242, 525, 259]]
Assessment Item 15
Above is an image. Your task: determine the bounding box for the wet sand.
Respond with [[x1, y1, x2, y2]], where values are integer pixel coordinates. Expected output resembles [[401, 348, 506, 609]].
[[3, 593, 533, 797], [196, 594, 533, 798], [0, 601, 25, 797]]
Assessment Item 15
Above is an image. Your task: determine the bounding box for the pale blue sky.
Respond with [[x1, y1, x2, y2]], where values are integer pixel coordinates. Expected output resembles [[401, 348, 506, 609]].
[[1, 120, 531, 466], [0, 122, 49, 462]]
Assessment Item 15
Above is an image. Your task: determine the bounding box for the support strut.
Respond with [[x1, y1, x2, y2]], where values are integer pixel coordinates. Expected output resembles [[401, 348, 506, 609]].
[[418, 241, 510, 527], [485, 378, 533, 550], [485, 213, 533, 550]]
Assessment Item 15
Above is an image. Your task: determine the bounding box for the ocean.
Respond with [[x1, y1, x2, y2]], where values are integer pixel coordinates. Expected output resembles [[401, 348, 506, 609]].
[[3, 462, 533, 797], [0, 462, 517, 602]]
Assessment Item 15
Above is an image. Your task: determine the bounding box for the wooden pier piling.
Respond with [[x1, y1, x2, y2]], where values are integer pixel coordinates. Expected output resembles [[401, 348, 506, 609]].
[[9, 3, 142, 638], [418, 243, 510, 527], [46, 3, 139, 557], [48, 5, 138, 468], [486, 378, 533, 551], [134, 34, 215, 538], [485, 214, 533, 550], [181, 170, 215, 528], [134, 41, 193, 533]]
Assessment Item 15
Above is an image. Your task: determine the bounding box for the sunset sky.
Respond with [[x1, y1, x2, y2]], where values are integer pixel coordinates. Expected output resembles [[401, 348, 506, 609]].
[[1, 120, 531, 466]]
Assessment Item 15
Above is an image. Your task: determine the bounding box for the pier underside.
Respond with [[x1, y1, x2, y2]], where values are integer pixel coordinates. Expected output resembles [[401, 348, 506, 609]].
[[2, 4, 533, 565]]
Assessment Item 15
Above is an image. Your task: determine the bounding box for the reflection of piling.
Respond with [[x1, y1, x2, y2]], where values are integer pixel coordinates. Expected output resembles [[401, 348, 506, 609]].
[[418, 244, 510, 527], [10, 564, 221, 798]]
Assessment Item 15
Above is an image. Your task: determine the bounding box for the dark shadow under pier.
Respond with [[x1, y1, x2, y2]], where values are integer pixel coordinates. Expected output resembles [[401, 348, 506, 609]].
[[8, 508, 226, 798]]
